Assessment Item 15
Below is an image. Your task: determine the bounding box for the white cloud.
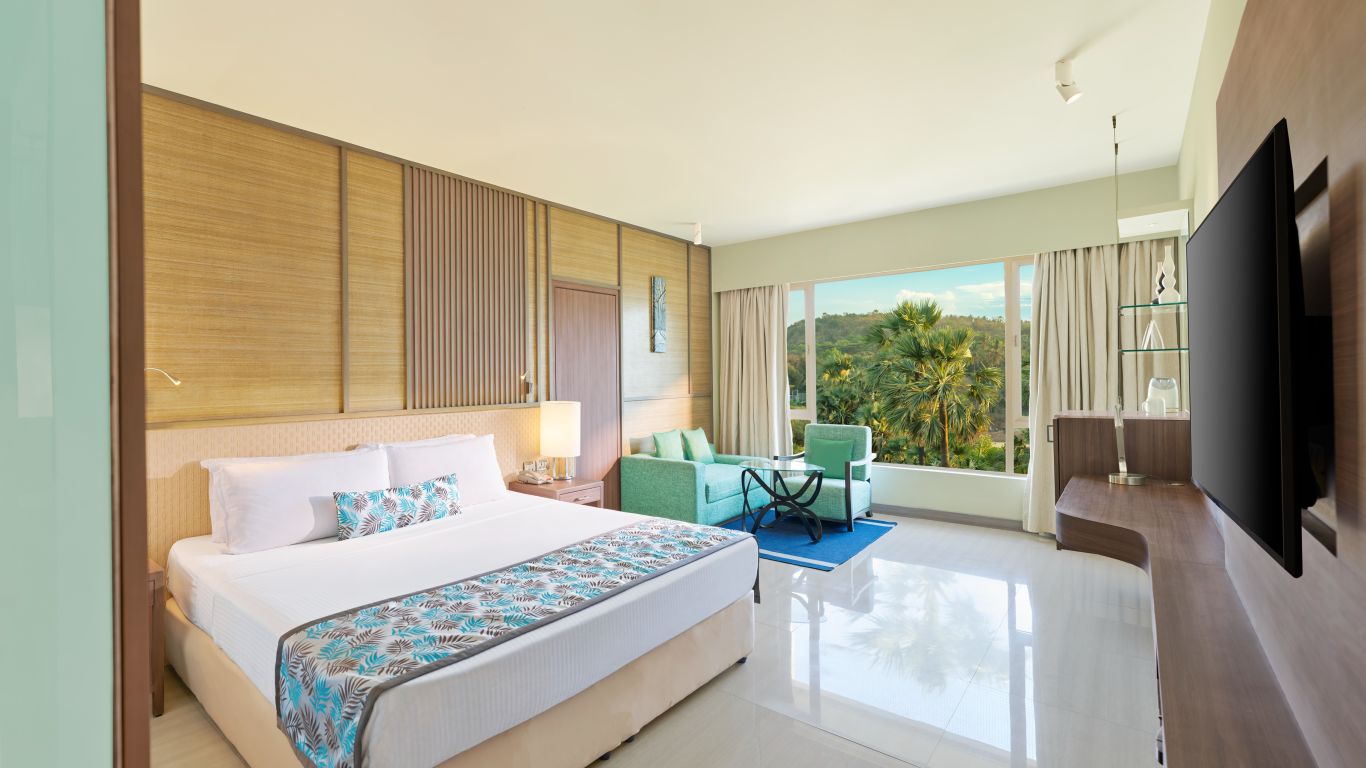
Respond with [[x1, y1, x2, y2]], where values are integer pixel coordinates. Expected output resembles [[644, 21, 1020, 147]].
[[954, 281, 1008, 303], [895, 289, 957, 313]]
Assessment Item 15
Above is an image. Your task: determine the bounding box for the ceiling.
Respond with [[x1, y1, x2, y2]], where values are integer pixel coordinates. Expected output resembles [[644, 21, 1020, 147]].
[[142, 0, 1210, 246]]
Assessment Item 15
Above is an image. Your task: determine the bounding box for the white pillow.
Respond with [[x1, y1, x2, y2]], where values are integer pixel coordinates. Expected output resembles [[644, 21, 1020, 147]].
[[385, 434, 508, 506], [201, 448, 378, 543], [216, 449, 391, 554], [356, 433, 475, 450]]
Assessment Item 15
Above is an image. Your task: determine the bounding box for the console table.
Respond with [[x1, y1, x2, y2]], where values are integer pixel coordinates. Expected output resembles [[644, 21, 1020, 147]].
[[1056, 477, 1315, 767]]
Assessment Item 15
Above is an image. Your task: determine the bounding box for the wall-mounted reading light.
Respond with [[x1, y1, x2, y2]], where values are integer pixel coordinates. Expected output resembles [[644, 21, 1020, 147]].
[[1055, 60, 1083, 104], [145, 367, 182, 386]]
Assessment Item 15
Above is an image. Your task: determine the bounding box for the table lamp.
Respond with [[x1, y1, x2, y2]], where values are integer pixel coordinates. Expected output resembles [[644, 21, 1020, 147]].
[[540, 400, 581, 480]]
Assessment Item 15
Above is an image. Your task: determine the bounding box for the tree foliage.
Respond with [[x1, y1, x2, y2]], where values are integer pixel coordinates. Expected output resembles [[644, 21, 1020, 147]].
[[790, 300, 1021, 470]]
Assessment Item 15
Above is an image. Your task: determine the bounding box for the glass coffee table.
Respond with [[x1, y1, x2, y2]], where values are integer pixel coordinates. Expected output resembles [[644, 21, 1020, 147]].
[[739, 458, 826, 542]]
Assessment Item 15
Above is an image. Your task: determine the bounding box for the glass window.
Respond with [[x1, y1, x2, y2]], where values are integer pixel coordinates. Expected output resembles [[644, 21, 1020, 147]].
[[810, 263, 1012, 470]]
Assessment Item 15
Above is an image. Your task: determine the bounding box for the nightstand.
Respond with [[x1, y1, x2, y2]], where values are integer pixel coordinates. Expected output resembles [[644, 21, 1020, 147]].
[[148, 559, 165, 717], [508, 478, 605, 507]]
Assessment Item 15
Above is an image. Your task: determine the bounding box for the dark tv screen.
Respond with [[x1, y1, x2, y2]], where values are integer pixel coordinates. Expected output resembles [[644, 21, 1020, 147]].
[[1187, 120, 1303, 577]]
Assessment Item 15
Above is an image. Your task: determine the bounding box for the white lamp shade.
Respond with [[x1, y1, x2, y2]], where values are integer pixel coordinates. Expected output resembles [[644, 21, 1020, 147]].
[[540, 401, 581, 457]]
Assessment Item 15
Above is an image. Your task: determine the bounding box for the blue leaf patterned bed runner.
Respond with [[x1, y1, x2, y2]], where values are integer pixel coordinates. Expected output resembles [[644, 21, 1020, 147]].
[[276, 518, 752, 768]]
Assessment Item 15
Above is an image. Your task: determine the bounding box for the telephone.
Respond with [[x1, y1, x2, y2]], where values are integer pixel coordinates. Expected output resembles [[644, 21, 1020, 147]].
[[517, 469, 552, 485]]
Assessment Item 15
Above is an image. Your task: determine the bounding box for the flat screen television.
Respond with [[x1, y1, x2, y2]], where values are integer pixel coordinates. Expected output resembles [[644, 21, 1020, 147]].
[[1187, 118, 1327, 578]]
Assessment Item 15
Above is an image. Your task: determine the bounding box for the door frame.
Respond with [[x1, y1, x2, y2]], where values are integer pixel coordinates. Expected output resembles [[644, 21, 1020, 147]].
[[550, 280, 623, 505], [109, 0, 148, 765]]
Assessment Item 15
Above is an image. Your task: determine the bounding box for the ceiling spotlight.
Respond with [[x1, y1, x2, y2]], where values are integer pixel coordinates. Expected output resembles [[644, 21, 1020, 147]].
[[692, 222, 703, 246], [1055, 60, 1083, 104]]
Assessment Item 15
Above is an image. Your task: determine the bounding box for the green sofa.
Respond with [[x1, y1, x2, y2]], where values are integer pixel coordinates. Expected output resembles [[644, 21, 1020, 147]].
[[619, 444, 771, 526]]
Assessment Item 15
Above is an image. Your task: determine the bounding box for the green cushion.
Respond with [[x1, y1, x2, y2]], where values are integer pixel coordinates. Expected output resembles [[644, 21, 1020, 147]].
[[806, 478, 873, 522], [652, 429, 685, 460], [702, 462, 745, 502], [806, 437, 854, 476], [681, 428, 715, 464]]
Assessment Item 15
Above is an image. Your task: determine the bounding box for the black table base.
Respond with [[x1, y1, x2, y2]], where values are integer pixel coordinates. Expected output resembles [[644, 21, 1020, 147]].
[[740, 466, 825, 543]]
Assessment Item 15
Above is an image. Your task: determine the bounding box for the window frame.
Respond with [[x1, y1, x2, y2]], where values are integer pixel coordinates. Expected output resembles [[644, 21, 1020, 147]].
[[788, 283, 816, 422], [786, 258, 1034, 475]]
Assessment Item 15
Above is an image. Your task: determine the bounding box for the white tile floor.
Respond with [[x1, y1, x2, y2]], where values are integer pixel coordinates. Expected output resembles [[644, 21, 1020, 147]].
[[155, 515, 1161, 768], [605, 515, 1160, 768]]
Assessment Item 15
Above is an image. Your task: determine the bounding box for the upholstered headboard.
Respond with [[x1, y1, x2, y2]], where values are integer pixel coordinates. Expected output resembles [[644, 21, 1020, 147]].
[[145, 407, 540, 565]]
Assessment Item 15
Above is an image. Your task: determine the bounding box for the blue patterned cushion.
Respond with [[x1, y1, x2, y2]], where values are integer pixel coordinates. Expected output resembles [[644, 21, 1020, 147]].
[[334, 472, 462, 540]]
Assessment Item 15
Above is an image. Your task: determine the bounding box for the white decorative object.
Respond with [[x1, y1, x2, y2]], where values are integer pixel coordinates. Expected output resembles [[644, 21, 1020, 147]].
[[1155, 243, 1182, 304], [1139, 320, 1166, 350], [1148, 377, 1180, 414], [1142, 395, 1166, 417]]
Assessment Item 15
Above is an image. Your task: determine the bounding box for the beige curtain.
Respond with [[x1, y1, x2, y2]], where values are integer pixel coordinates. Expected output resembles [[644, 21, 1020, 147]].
[[717, 285, 792, 458], [1023, 237, 1177, 534]]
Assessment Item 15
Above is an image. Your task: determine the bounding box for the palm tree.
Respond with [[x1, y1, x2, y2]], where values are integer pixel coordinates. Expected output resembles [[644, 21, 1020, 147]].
[[864, 299, 941, 350], [875, 324, 1003, 468]]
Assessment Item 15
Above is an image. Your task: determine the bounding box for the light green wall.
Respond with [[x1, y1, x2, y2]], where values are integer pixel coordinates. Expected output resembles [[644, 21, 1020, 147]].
[[1177, 0, 1248, 225], [1, 1, 113, 765], [713, 165, 1179, 291]]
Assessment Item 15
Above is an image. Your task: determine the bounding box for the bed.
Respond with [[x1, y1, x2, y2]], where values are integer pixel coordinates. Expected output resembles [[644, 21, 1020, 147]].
[[164, 482, 757, 767]]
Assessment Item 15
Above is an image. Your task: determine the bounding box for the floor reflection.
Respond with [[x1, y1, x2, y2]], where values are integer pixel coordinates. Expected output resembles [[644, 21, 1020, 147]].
[[728, 516, 1159, 768]]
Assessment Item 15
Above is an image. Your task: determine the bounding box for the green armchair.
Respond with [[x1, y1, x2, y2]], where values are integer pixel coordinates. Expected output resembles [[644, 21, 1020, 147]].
[[777, 423, 876, 532], [619, 440, 771, 527]]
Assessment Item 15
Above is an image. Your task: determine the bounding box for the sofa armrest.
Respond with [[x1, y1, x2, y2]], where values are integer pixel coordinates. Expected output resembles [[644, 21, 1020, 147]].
[[846, 452, 877, 483], [619, 454, 706, 520]]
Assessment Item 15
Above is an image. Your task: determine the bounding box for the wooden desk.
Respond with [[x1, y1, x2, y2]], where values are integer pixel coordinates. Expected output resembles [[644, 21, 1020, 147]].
[[1056, 477, 1314, 767]]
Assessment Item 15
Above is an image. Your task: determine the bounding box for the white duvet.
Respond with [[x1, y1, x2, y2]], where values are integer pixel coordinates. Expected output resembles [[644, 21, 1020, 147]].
[[168, 492, 757, 767]]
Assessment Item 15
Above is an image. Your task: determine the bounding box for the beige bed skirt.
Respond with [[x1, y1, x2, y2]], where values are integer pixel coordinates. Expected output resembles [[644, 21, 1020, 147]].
[[166, 593, 755, 768]]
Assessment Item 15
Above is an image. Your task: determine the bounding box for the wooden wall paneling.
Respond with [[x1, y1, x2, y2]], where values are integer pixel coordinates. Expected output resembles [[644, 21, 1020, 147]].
[[524, 199, 537, 402], [552, 282, 623, 508], [622, 396, 712, 453], [1213, 2, 1366, 764], [688, 244, 712, 394], [345, 150, 406, 412], [548, 206, 619, 287], [537, 203, 551, 401], [143, 94, 342, 423], [406, 167, 526, 409], [621, 228, 690, 400]]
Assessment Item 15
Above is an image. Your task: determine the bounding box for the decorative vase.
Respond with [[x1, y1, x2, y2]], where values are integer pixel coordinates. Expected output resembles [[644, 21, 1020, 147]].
[[1147, 377, 1179, 414], [1155, 244, 1182, 304]]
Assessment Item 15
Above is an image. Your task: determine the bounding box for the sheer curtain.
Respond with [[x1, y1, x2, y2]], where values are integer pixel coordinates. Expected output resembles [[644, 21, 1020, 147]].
[[716, 284, 792, 458], [1023, 237, 1177, 534]]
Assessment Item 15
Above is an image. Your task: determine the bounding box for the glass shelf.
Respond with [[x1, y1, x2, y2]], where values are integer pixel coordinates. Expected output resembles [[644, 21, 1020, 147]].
[[1119, 301, 1188, 312], [1120, 347, 1189, 354]]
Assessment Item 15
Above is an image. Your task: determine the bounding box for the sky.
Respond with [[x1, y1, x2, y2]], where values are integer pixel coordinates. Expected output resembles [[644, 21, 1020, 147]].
[[791, 262, 1033, 324]]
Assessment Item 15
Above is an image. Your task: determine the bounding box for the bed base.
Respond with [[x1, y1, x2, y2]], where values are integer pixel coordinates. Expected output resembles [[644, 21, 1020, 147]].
[[165, 593, 754, 768]]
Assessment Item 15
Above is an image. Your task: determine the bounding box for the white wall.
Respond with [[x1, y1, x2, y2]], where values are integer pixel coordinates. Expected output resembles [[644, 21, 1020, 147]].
[[872, 465, 1025, 523], [1176, 0, 1249, 225], [713, 166, 1179, 292]]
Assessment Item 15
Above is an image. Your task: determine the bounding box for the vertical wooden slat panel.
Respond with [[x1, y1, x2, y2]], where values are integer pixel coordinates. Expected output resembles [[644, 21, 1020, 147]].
[[405, 167, 526, 408]]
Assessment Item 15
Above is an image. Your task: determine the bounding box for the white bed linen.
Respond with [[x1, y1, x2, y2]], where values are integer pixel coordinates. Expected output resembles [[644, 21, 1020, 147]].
[[168, 493, 756, 768]]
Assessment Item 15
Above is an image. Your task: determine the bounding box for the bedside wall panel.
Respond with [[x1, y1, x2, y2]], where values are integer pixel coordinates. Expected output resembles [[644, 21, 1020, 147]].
[[406, 167, 527, 409], [143, 93, 342, 423], [345, 150, 406, 412]]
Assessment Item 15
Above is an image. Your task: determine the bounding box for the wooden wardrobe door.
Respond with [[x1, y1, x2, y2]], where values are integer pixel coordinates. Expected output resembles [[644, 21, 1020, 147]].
[[552, 282, 622, 508]]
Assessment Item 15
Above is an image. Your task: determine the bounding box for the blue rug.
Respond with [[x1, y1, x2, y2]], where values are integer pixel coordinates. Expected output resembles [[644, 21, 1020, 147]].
[[721, 515, 896, 571]]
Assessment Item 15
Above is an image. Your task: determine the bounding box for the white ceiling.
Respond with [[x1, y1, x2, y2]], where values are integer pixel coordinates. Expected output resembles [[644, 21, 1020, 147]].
[[142, 0, 1210, 246]]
